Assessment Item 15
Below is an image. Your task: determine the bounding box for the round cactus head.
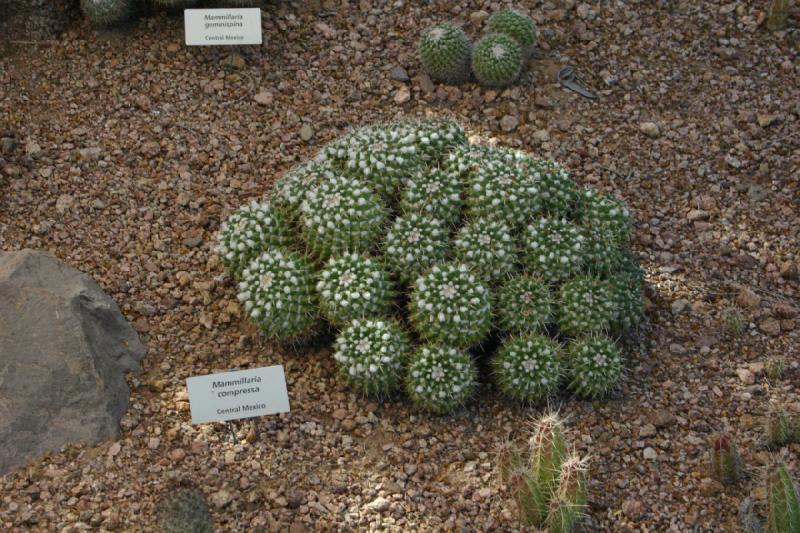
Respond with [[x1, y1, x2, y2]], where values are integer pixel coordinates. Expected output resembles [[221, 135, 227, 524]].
[[419, 23, 473, 84], [464, 155, 540, 228], [80, 0, 134, 28], [316, 253, 395, 326], [400, 167, 463, 227], [383, 213, 449, 284], [215, 200, 293, 279], [237, 248, 318, 340], [405, 344, 477, 414], [493, 334, 563, 404], [471, 33, 524, 88], [453, 217, 517, 282], [566, 335, 622, 398], [520, 158, 577, 216], [523, 218, 586, 283], [300, 176, 386, 259], [333, 319, 411, 397], [387, 118, 468, 164], [409, 262, 492, 347], [577, 187, 631, 247], [272, 160, 337, 222], [495, 275, 553, 334], [557, 276, 616, 337], [487, 9, 539, 57]]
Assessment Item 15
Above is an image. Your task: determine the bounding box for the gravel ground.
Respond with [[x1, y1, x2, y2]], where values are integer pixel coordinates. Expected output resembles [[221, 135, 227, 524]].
[[1, 1, 799, 531]]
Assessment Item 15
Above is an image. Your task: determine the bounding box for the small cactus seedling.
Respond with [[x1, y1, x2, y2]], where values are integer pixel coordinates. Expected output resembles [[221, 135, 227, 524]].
[[493, 334, 563, 404], [471, 33, 524, 88], [80, 0, 134, 28], [157, 484, 214, 533], [765, 404, 794, 449], [496, 439, 522, 483], [495, 275, 553, 335], [486, 9, 539, 58], [405, 344, 477, 414], [419, 23, 473, 84], [557, 277, 617, 337], [215, 200, 293, 280], [453, 217, 517, 282], [711, 435, 743, 485], [565, 335, 622, 399], [316, 253, 395, 326], [299, 176, 386, 259], [766, 356, 787, 382], [383, 213, 449, 284], [236, 248, 318, 340], [546, 455, 588, 533], [400, 167, 463, 227], [409, 262, 492, 347], [332, 319, 411, 397], [767, 463, 800, 533], [523, 218, 586, 283]]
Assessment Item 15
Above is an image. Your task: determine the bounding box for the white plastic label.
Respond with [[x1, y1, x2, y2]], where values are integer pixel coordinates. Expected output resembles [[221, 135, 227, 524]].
[[186, 365, 290, 424], [184, 8, 263, 46]]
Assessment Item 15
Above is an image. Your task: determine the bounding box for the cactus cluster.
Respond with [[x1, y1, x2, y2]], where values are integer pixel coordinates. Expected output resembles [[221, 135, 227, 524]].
[[419, 9, 538, 88], [157, 484, 213, 533], [217, 117, 642, 413], [711, 435, 743, 485], [502, 413, 589, 531], [80, 0, 134, 28]]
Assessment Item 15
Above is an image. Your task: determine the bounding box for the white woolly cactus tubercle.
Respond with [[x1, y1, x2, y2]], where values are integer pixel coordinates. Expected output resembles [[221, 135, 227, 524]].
[[300, 176, 386, 259], [236, 248, 317, 340], [215, 200, 293, 279], [409, 262, 492, 347], [405, 344, 477, 414], [333, 319, 411, 397], [316, 253, 395, 326]]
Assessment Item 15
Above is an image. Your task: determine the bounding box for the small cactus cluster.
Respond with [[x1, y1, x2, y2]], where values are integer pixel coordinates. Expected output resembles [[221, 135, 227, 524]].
[[157, 484, 213, 533], [500, 413, 589, 531], [80, 0, 134, 28], [711, 435, 744, 485], [764, 403, 798, 449], [217, 117, 643, 413], [419, 8, 538, 88]]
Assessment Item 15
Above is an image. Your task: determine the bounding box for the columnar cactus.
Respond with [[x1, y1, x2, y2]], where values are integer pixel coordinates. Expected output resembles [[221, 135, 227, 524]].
[[577, 188, 632, 247], [497, 439, 522, 483], [80, 0, 134, 27], [300, 176, 386, 259], [453, 217, 517, 282], [557, 277, 616, 336], [157, 485, 213, 533], [419, 23, 473, 84], [471, 33, 524, 88], [332, 319, 411, 397], [565, 335, 622, 398], [525, 413, 568, 526], [316, 253, 395, 325], [464, 156, 540, 228], [510, 468, 549, 527], [765, 404, 793, 448], [384, 214, 449, 284], [486, 9, 539, 57], [711, 435, 743, 485], [215, 201, 293, 279], [546, 456, 588, 533], [409, 263, 492, 347], [405, 344, 477, 414], [767, 463, 800, 533], [400, 167, 463, 227], [271, 160, 337, 222], [523, 218, 586, 283], [493, 334, 562, 404], [237, 248, 317, 340], [495, 275, 553, 334]]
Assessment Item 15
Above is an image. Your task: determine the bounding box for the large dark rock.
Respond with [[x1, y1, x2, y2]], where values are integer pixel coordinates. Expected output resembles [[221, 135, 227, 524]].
[[0, 249, 145, 474]]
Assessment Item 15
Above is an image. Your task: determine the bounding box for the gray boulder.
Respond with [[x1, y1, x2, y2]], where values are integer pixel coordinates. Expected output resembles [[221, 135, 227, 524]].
[[0, 249, 145, 474]]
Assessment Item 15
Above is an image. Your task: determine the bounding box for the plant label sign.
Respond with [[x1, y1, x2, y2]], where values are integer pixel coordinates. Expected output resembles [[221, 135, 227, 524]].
[[186, 365, 290, 424], [184, 8, 263, 46]]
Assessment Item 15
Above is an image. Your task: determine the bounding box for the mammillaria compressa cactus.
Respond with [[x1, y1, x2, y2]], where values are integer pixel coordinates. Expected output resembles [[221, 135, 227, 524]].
[[333, 319, 411, 397], [237, 248, 317, 340], [405, 344, 477, 413], [80, 0, 134, 27], [218, 117, 644, 414], [419, 23, 473, 84], [409, 262, 492, 347], [486, 9, 539, 57], [316, 253, 395, 325], [471, 33, 524, 88]]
